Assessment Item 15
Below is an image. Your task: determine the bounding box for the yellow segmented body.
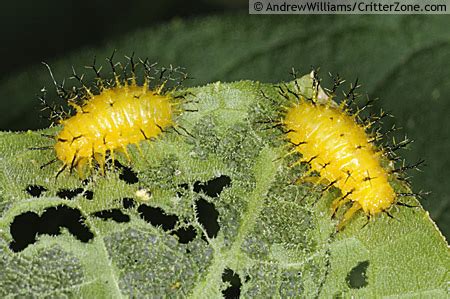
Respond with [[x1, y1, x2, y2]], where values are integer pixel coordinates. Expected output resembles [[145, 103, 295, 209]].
[[54, 83, 175, 177], [283, 99, 396, 228]]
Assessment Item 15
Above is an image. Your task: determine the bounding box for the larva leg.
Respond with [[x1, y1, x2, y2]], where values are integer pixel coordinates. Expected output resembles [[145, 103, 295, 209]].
[[76, 159, 86, 180], [296, 175, 330, 187], [88, 155, 93, 171], [337, 202, 362, 231], [284, 140, 307, 158], [110, 150, 115, 165], [55, 164, 67, 179], [40, 158, 58, 169], [288, 158, 303, 168], [94, 152, 106, 175], [121, 145, 131, 162], [330, 196, 352, 218], [135, 142, 144, 157]]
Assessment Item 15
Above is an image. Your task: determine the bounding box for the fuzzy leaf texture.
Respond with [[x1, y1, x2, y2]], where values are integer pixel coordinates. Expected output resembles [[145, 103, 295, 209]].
[[0, 73, 449, 298], [1, 14, 449, 240]]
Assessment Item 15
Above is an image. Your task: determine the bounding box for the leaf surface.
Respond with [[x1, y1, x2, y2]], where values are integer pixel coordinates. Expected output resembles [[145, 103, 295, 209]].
[[0, 14, 449, 239], [0, 76, 448, 298]]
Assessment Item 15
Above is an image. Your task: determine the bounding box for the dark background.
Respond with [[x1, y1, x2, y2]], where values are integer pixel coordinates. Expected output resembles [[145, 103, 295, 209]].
[[1, 0, 449, 239], [0, 0, 244, 82]]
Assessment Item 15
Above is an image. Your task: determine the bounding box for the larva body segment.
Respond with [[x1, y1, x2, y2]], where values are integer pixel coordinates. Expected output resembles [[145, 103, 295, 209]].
[[54, 83, 174, 176], [283, 98, 396, 228]]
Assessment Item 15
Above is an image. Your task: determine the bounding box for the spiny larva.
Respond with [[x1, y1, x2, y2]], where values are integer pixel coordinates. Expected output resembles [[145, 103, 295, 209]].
[[40, 54, 188, 178], [276, 71, 421, 230]]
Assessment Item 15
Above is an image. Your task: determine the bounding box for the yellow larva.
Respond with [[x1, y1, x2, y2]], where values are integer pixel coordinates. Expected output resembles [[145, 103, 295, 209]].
[[54, 81, 175, 177], [281, 76, 399, 230]]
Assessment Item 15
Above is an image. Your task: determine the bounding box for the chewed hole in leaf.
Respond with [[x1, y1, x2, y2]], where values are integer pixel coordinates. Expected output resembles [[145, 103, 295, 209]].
[[137, 204, 179, 231], [56, 187, 93, 200], [176, 183, 189, 197], [92, 209, 130, 223], [122, 197, 136, 209], [9, 212, 39, 252], [56, 188, 83, 199], [195, 197, 220, 239], [9, 205, 94, 252], [222, 268, 242, 299], [171, 225, 197, 244], [193, 175, 231, 197], [114, 160, 139, 184], [25, 184, 47, 197], [346, 260, 370, 289], [84, 190, 94, 200]]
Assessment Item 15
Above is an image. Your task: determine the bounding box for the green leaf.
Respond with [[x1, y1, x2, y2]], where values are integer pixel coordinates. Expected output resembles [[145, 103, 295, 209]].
[[1, 14, 449, 240], [0, 75, 448, 297]]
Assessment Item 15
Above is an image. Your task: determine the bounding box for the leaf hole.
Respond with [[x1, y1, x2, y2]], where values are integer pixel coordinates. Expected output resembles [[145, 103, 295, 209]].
[[114, 160, 139, 184], [193, 175, 231, 197], [176, 183, 189, 197], [122, 197, 136, 209], [171, 225, 197, 244], [92, 209, 130, 223], [84, 190, 94, 200], [9, 205, 94, 252], [222, 268, 242, 299], [25, 184, 47, 197], [137, 204, 178, 231], [346, 260, 369, 289], [195, 197, 220, 239], [56, 187, 93, 200]]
